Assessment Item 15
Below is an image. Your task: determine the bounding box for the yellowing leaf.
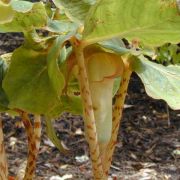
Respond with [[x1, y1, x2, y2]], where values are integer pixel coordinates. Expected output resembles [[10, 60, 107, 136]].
[[0, 1, 14, 24], [0, 1, 47, 32], [52, 0, 96, 24]]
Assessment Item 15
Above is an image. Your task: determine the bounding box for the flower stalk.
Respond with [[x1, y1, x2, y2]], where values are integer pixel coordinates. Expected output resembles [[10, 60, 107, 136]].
[[85, 51, 124, 169], [73, 40, 106, 180]]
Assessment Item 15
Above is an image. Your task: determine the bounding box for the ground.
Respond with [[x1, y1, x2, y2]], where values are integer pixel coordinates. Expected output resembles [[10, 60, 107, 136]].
[[0, 33, 180, 180]]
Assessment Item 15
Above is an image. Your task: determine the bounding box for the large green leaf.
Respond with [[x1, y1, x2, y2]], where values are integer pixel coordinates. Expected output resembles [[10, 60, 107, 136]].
[[52, 0, 96, 25], [134, 56, 180, 110], [2, 45, 64, 114], [83, 0, 180, 46], [0, 1, 47, 32]]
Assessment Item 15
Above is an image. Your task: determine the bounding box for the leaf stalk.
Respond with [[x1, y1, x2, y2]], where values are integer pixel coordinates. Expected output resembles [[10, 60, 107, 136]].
[[17, 111, 41, 180], [104, 62, 132, 175]]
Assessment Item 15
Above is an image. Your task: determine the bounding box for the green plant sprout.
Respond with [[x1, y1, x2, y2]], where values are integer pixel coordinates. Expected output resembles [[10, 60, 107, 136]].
[[0, 0, 180, 179]]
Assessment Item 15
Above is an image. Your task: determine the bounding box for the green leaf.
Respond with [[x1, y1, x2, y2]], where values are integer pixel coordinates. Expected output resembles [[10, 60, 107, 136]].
[[47, 95, 83, 118], [47, 36, 66, 97], [47, 34, 76, 97], [113, 77, 121, 96], [58, 46, 68, 65], [46, 19, 78, 34], [0, 1, 47, 32], [134, 56, 180, 110], [98, 38, 155, 58], [2, 45, 64, 114], [52, 0, 96, 25], [98, 38, 129, 55], [45, 116, 69, 154], [11, 0, 33, 12], [83, 0, 180, 46]]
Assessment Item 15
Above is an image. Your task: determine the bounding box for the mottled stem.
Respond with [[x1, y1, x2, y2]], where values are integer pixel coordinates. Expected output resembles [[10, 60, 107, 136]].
[[15, 115, 41, 180], [18, 112, 38, 180], [34, 115, 41, 151], [73, 40, 106, 180], [104, 67, 132, 175], [0, 117, 8, 180]]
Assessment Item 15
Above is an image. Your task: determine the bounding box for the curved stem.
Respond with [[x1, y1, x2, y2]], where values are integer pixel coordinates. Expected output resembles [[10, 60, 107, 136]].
[[104, 68, 132, 175], [0, 117, 8, 180], [73, 40, 106, 180]]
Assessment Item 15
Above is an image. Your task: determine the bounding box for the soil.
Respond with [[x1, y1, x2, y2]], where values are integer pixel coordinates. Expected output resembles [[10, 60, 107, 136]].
[[0, 33, 180, 180]]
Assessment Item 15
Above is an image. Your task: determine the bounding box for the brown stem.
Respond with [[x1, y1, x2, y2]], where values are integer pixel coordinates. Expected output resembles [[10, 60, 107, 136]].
[[104, 66, 132, 175], [0, 117, 8, 180], [34, 115, 41, 151], [15, 115, 41, 180], [73, 39, 106, 180], [17, 111, 38, 180]]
